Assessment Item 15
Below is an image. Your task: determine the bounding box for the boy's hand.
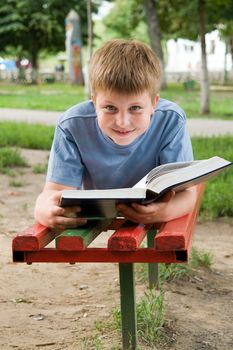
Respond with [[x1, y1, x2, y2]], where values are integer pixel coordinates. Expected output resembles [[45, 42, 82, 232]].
[[116, 191, 175, 224], [34, 190, 87, 231]]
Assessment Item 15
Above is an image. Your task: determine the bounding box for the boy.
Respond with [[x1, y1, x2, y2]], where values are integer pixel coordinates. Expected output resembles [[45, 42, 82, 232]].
[[34, 39, 196, 231]]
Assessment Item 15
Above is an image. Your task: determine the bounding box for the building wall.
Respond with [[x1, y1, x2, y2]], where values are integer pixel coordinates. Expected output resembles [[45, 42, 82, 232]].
[[166, 30, 232, 82]]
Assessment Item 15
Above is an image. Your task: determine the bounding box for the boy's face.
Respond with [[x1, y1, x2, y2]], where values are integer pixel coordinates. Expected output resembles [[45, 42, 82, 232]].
[[93, 90, 159, 146]]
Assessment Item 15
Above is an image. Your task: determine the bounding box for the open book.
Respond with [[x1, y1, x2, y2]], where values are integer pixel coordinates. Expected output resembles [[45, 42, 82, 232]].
[[60, 156, 232, 218]]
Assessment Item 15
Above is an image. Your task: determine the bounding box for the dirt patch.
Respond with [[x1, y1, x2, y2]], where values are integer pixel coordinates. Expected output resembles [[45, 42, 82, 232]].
[[0, 150, 232, 349]]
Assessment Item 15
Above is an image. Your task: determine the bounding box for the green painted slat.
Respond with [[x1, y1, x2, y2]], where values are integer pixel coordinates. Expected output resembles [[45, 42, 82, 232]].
[[55, 220, 111, 248]]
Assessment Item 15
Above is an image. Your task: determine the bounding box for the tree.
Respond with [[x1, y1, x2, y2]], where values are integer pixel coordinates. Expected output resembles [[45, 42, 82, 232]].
[[144, 0, 167, 89], [0, 0, 99, 83], [199, 0, 210, 114], [86, 0, 94, 98]]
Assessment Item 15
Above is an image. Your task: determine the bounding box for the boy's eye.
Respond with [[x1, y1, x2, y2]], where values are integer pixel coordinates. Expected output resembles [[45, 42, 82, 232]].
[[130, 105, 142, 111], [105, 105, 117, 112]]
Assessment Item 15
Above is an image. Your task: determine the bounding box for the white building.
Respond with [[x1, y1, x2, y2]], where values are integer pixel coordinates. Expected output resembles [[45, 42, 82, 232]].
[[166, 30, 232, 82]]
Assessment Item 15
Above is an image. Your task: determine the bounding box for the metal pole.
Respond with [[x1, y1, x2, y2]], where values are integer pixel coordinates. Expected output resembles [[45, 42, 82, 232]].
[[147, 229, 160, 289], [119, 263, 137, 349]]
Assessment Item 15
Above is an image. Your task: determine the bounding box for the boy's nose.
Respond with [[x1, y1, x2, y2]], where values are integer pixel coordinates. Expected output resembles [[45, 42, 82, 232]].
[[115, 112, 130, 128]]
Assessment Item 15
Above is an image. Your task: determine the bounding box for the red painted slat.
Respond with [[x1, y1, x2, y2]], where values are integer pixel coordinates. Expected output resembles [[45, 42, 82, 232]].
[[155, 184, 205, 251], [57, 236, 85, 250], [14, 247, 183, 264], [12, 223, 56, 251], [108, 223, 149, 251]]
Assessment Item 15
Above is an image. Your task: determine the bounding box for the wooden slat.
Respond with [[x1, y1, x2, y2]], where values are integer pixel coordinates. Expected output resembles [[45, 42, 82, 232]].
[[12, 223, 55, 251], [56, 220, 110, 251], [13, 247, 183, 264], [155, 184, 205, 252], [108, 222, 151, 251]]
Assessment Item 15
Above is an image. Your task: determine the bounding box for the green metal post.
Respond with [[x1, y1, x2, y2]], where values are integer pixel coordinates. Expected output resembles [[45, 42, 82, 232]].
[[119, 263, 137, 350], [147, 229, 159, 289]]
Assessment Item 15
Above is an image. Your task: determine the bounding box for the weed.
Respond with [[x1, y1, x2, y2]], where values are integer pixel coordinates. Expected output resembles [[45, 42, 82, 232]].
[[33, 163, 48, 174], [136, 246, 214, 284], [0, 147, 28, 173], [9, 179, 23, 187], [137, 288, 165, 347], [189, 246, 213, 269], [78, 334, 103, 350]]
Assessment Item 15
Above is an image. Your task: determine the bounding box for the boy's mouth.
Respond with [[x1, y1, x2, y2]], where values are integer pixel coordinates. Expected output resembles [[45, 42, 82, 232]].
[[112, 129, 135, 136]]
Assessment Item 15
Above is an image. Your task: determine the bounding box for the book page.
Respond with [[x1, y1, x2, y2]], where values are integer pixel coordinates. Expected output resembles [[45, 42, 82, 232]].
[[147, 157, 232, 194], [146, 160, 201, 184]]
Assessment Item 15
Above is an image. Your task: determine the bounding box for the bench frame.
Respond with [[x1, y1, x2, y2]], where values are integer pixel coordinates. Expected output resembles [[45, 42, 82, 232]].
[[12, 184, 205, 350]]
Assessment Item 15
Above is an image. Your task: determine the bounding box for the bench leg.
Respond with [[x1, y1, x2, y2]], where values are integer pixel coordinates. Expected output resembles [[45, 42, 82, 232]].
[[119, 263, 137, 350], [147, 229, 160, 289]]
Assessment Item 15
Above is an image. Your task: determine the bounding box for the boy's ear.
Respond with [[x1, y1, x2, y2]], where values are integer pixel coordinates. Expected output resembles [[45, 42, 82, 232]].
[[152, 94, 160, 108], [91, 94, 96, 105]]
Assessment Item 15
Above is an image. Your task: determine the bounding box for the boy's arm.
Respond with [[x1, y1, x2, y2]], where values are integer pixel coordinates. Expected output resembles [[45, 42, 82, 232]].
[[34, 181, 87, 230], [116, 187, 197, 224]]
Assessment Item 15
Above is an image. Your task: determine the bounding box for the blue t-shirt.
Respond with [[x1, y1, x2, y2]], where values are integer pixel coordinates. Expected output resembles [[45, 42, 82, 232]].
[[47, 98, 193, 189]]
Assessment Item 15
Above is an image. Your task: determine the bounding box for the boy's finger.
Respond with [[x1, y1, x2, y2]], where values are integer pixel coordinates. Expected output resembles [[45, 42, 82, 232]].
[[159, 190, 175, 203]]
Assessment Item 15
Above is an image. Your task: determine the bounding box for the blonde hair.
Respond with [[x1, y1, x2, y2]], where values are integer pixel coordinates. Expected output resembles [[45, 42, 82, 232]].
[[89, 39, 161, 99]]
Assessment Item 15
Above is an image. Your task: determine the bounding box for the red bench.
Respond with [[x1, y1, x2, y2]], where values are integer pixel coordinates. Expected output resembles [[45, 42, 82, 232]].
[[12, 183, 205, 350]]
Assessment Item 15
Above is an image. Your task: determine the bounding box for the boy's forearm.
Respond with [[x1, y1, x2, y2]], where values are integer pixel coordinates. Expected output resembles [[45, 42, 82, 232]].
[[162, 187, 197, 222]]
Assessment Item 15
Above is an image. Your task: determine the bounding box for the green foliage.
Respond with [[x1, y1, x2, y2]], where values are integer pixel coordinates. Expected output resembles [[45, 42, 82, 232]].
[[0, 147, 28, 173], [0, 122, 54, 150], [137, 289, 165, 346], [103, 0, 147, 41], [0, 0, 99, 69]]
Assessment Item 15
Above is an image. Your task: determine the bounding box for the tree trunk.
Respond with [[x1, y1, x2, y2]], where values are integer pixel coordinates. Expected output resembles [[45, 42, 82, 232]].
[[30, 37, 39, 84], [222, 40, 228, 85], [230, 36, 233, 74], [198, 0, 210, 114], [144, 0, 167, 90], [86, 0, 93, 99]]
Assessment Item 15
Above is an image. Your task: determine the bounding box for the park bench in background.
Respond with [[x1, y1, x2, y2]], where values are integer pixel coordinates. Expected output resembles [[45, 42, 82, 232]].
[[12, 183, 205, 350]]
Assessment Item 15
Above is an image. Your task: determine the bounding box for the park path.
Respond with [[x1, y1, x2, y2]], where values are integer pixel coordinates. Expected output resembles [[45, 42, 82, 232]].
[[1, 107, 233, 136]]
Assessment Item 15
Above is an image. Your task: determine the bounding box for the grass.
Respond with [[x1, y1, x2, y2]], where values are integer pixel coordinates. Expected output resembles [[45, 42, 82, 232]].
[[136, 289, 165, 347], [0, 147, 28, 174], [0, 82, 85, 111], [0, 122, 54, 150], [192, 136, 233, 219], [0, 82, 232, 119]]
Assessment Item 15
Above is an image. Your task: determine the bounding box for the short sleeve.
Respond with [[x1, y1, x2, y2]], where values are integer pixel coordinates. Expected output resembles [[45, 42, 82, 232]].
[[159, 119, 193, 164], [46, 124, 84, 187]]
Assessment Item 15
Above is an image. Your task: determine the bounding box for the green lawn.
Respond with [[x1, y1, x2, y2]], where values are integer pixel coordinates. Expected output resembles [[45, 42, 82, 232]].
[[0, 83, 85, 111], [0, 82, 232, 119]]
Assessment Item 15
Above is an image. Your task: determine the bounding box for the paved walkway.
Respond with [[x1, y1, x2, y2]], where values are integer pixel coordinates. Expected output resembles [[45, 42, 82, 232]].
[[1, 107, 233, 136]]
